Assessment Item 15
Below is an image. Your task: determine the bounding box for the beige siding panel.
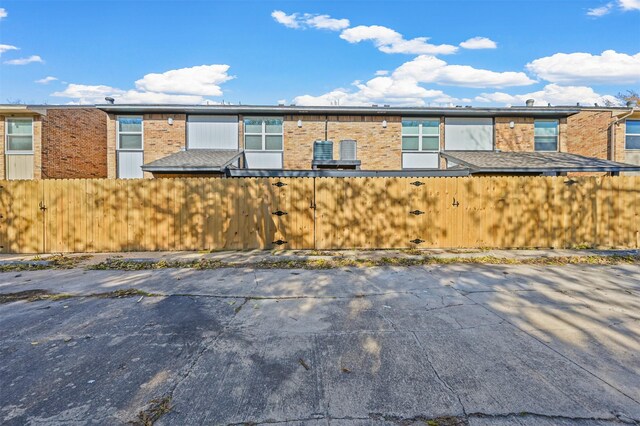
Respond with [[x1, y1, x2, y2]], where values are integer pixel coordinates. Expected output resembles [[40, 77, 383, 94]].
[[6, 155, 34, 180]]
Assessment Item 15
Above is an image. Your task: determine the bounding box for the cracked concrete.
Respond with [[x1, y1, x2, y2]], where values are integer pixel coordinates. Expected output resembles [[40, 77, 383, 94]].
[[1, 262, 639, 425]]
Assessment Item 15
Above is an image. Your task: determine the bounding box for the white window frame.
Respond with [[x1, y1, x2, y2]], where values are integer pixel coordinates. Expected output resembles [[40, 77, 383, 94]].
[[244, 117, 284, 152], [401, 118, 440, 152], [116, 115, 144, 151], [534, 119, 559, 152], [5, 117, 34, 155], [625, 119, 640, 151]]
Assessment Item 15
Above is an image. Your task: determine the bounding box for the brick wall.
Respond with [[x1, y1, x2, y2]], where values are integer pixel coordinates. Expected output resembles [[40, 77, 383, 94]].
[[327, 115, 402, 170], [495, 117, 534, 151], [283, 115, 327, 169], [142, 114, 186, 178], [41, 108, 107, 179], [106, 114, 117, 178], [33, 117, 42, 179], [564, 110, 613, 159], [281, 115, 401, 170]]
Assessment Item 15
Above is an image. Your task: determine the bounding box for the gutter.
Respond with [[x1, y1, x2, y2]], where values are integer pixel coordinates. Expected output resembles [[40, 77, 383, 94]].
[[225, 169, 470, 178]]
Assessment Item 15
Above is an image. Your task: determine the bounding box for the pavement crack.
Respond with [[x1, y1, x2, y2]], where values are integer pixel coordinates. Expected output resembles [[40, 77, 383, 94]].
[[410, 331, 468, 418]]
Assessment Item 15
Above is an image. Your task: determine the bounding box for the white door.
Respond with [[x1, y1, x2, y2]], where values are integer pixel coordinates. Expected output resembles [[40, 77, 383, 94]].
[[445, 117, 493, 151], [187, 115, 238, 149]]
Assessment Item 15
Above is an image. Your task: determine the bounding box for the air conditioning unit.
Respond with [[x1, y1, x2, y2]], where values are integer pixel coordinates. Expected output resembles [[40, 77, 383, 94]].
[[313, 140, 333, 161], [340, 139, 357, 161]]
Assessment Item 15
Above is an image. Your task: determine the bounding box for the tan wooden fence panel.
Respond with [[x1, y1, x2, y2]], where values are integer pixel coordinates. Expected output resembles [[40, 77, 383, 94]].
[[0, 176, 639, 253], [314, 175, 640, 250], [0, 177, 315, 253], [0, 180, 43, 253]]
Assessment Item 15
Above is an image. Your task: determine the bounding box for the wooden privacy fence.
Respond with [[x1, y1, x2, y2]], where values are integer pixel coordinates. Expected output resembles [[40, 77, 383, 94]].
[[1, 176, 639, 253]]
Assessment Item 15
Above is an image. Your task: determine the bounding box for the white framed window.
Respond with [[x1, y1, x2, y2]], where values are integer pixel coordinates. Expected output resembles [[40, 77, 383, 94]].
[[117, 116, 143, 150], [534, 119, 558, 151], [5, 118, 34, 154], [402, 118, 440, 169], [625, 120, 640, 150], [116, 116, 143, 179], [244, 117, 283, 151], [402, 119, 440, 151]]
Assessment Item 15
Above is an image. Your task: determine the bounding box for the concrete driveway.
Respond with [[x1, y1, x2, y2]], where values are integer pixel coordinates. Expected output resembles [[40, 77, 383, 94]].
[[1, 262, 639, 425]]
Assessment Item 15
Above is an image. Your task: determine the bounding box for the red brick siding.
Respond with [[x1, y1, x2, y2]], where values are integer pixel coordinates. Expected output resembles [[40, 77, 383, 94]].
[[565, 110, 613, 159], [41, 108, 108, 178]]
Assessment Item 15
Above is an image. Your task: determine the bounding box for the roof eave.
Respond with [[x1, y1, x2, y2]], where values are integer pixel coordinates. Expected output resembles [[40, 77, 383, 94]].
[[96, 104, 580, 117]]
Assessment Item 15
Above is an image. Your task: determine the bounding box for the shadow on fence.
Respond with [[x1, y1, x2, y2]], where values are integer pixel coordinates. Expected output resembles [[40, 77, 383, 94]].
[[0, 176, 638, 254]]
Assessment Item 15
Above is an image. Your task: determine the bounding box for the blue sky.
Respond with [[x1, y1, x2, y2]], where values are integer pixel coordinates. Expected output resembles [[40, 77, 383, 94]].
[[0, 0, 639, 106]]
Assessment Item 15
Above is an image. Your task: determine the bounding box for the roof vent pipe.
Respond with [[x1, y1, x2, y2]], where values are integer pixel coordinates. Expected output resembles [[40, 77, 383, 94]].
[[104, 96, 115, 104], [627, 100, 638, 108], [525, 99, 534, 107]]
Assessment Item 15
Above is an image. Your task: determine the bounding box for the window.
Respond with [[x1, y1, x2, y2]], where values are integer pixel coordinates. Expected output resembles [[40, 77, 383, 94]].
[[244, 117, 283, 151], [626, 120, 640, 150], [402, 119, 440, 151], [117, 116, 143, 150], [444, 117, 493, 151], [534, 120, 558, 151], [116, 116, 143, 179], [6, 118, 33, 153]]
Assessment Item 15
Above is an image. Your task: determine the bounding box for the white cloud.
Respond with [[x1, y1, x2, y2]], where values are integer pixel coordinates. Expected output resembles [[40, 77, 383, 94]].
[[35, 76, 58, 84], [51, 84, 124, 104], [134, 64, 233, 96], [304, 14, 350, 31], [375, 70, 389, 76], [587, 2, 614, 16], [293, 54, 534, 106], [271, 10, 300, 28], [0, 44, 18, 56], [271, 10, 349, 31], [587, 0, 640, 16], [619, 0, 640, 10], [527, 50, 640, 84], [294, 82, 446, 107], [51, 84, 208, 105], [459, 37, 497, 49], [340, 25, 458, 55], [394, 55, 535, 88], [4, 55, 44, 65], [0, 8, 7, 20], [475, 84, 617, 106], [51, 64, 233, 104]]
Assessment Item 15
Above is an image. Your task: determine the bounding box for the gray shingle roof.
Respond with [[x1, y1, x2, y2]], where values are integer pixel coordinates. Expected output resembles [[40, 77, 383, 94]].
[[441, 151, 640, 173], [142, 149, 243, 172]]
